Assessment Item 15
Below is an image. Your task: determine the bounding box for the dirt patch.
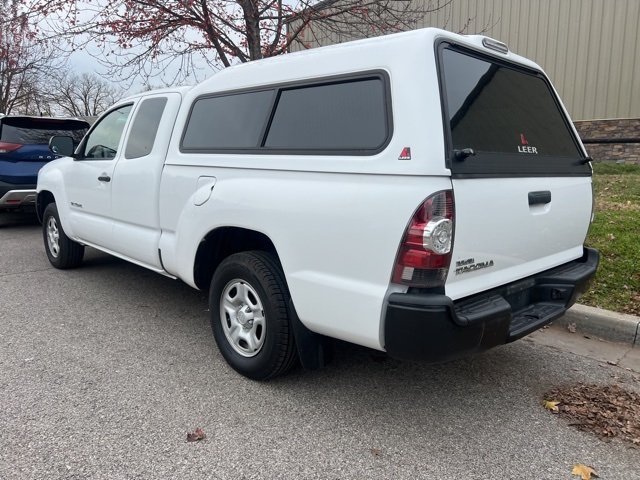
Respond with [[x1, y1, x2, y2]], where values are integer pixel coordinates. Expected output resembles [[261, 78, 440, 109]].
[[545, 383, 640, 448], [629, 293, 640, 316], [594, 197, 639, 212]]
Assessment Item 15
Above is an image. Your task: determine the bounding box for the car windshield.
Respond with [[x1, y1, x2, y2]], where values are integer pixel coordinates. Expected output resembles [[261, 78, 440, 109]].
[[0, 118, 88, 144]]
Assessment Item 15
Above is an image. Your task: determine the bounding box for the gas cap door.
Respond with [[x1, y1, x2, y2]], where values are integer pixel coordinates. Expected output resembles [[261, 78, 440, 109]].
[[194, 176, 217, 206]]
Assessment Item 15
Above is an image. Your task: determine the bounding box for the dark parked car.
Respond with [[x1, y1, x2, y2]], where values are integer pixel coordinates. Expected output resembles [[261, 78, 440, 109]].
[[0, 115, 89, 211]]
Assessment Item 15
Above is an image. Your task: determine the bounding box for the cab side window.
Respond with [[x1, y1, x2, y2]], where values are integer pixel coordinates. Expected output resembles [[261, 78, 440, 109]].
[[83, 104, 133, 159], [124, 98, 168, 159]]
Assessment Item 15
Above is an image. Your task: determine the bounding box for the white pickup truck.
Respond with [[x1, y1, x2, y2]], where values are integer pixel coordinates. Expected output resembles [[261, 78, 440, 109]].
[[37, 28, 599, 380]]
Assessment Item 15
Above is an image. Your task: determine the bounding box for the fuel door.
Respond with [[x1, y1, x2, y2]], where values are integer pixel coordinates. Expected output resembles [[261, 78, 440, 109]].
[[194, 176, 217, 206]]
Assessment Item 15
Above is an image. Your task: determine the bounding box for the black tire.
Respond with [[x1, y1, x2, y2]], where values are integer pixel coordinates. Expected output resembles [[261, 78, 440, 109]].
[[209, 251, 298, 380], [42, 203, 84, 269]]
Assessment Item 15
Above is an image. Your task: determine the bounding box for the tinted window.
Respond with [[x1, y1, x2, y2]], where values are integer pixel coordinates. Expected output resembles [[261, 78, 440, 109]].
[[0, 118, 88, 144], [264, 78, 387, 150], [83, 105, 133, 159], [182, 90, 274, 149], [125, 97, 168, 159], [441, 48, 581, 157]]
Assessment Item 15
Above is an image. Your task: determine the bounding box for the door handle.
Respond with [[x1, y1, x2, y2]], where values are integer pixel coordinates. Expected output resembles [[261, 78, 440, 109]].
[[98, 175, 111, 182], [528, 191, 551, 206]]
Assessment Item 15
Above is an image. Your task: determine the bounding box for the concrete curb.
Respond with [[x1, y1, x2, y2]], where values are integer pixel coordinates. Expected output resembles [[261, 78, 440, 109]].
[[553, 304, 640, 347]]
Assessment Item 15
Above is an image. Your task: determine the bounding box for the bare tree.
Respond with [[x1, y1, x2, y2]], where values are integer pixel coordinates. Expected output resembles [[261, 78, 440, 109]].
[[27, 0, 454, 84], [45, 72, 123, 117], [287, 0, 445, 49], [0, 0, 60, 114]]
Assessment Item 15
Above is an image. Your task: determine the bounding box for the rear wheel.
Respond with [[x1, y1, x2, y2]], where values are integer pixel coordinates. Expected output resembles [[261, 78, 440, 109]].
[[209, 251, 297, 380], [42, 203, 84, 269]]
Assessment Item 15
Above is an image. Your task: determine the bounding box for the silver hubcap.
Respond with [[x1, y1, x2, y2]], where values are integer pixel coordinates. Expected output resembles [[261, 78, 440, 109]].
[[46, 216, 60, 258], [220, 280, 266, 357]]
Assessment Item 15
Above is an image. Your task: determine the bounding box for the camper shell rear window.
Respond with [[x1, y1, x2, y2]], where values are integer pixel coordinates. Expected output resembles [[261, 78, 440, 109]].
[[437, 43, 591, 177]]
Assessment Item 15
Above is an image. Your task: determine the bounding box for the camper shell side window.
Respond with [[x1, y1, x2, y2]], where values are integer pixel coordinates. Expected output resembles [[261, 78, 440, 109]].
[[180, 71, 393, 156]]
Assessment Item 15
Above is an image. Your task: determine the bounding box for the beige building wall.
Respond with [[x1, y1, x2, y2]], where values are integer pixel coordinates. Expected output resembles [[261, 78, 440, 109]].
[[293, 0, 640, 120]]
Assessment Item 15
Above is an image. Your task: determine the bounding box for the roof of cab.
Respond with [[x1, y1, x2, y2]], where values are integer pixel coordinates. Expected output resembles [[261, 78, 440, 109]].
[[120, 85, 193, 103]]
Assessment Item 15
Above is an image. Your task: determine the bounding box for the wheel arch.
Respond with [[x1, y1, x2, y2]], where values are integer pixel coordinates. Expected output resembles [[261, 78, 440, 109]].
[[193, 226, 280, 291], [36, 190, 56, 224], [195, 227, 332, 374]]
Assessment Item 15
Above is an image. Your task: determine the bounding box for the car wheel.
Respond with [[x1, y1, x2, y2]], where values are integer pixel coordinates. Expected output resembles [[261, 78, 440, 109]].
[[209, 251, 298, 380], [42, 203, 84, 269]]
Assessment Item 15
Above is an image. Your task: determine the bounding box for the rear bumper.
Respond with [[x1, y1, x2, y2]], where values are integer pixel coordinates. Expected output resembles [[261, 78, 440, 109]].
[[384, 247, 599, 363], [0, 181, 37, 210]]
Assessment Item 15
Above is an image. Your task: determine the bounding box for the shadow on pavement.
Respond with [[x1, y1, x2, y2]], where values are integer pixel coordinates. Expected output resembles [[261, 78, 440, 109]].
[[0, 211, 40, 228]]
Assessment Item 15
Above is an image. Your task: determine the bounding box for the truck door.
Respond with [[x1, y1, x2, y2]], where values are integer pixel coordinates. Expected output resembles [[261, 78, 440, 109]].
[[110, 92, 182, 270], [65, 104, 133, 248]]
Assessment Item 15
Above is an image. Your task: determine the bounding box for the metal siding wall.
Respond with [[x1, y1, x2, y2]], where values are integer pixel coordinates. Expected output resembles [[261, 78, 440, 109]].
[[292, 0, 639, 120], [422, 0, 640, 120], [620, 0, 640, 118]]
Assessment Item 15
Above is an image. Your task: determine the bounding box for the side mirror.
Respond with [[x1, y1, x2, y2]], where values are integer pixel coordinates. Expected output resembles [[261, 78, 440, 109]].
[[49, 136, 75, 157]]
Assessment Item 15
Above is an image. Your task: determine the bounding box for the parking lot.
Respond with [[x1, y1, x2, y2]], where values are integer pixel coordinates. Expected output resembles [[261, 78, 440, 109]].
[[1, 212, 639, 479]]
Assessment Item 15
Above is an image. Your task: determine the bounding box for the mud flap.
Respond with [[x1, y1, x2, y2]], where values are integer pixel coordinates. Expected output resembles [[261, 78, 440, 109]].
[[289, 300, 333, 371]]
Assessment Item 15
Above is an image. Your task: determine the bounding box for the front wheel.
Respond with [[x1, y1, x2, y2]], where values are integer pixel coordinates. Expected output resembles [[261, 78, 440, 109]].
[[209, 251, 297, 380], [42, 203, 84, 269]]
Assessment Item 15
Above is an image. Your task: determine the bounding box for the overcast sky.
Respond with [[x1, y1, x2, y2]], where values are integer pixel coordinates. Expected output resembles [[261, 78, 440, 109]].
[[66, 46, 200, 96]]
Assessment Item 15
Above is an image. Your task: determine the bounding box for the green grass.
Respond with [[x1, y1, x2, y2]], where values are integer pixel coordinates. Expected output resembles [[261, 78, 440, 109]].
[[580, 163, 640, 315]]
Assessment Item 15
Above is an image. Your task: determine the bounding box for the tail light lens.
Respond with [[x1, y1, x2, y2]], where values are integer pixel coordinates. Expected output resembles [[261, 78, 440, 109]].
[[0, 142, 23, 154], [392, 190, 454, 288]]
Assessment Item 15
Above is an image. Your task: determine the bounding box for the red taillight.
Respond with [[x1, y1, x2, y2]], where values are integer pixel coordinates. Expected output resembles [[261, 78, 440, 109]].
[[0, 142, 23, 154], [392, 190, 455, 287]]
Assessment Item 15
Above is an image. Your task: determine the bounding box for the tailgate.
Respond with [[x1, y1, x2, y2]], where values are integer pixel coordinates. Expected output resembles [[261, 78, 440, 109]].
[[446, 176, 592, 300]]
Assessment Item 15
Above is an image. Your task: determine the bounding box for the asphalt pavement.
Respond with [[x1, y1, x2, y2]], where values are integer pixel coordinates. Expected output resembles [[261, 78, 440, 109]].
[[1, 211, 639, 480]]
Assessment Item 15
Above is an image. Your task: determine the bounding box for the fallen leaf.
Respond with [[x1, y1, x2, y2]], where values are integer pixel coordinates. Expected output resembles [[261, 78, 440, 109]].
[[572, 464, 599, 479], [186, 427, 207, 442], [567, 322, 577, 333], [607, 233, 616, 240], [370, 448, 383, 457], [607, 360, 618, 366], [543, 400, 560, 412], [547, 384, 640, 448]]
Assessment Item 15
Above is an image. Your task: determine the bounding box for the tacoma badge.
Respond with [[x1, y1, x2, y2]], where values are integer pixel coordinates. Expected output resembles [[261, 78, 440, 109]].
[[455, 258, 495, 275]]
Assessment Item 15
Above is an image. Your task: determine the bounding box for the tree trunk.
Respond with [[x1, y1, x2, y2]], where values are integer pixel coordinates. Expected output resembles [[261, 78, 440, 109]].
[[239, 0, 263, 61]]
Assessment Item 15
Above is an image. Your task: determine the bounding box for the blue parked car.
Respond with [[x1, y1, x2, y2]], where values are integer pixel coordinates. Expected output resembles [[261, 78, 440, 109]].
[[0, 115, 89, 211]]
